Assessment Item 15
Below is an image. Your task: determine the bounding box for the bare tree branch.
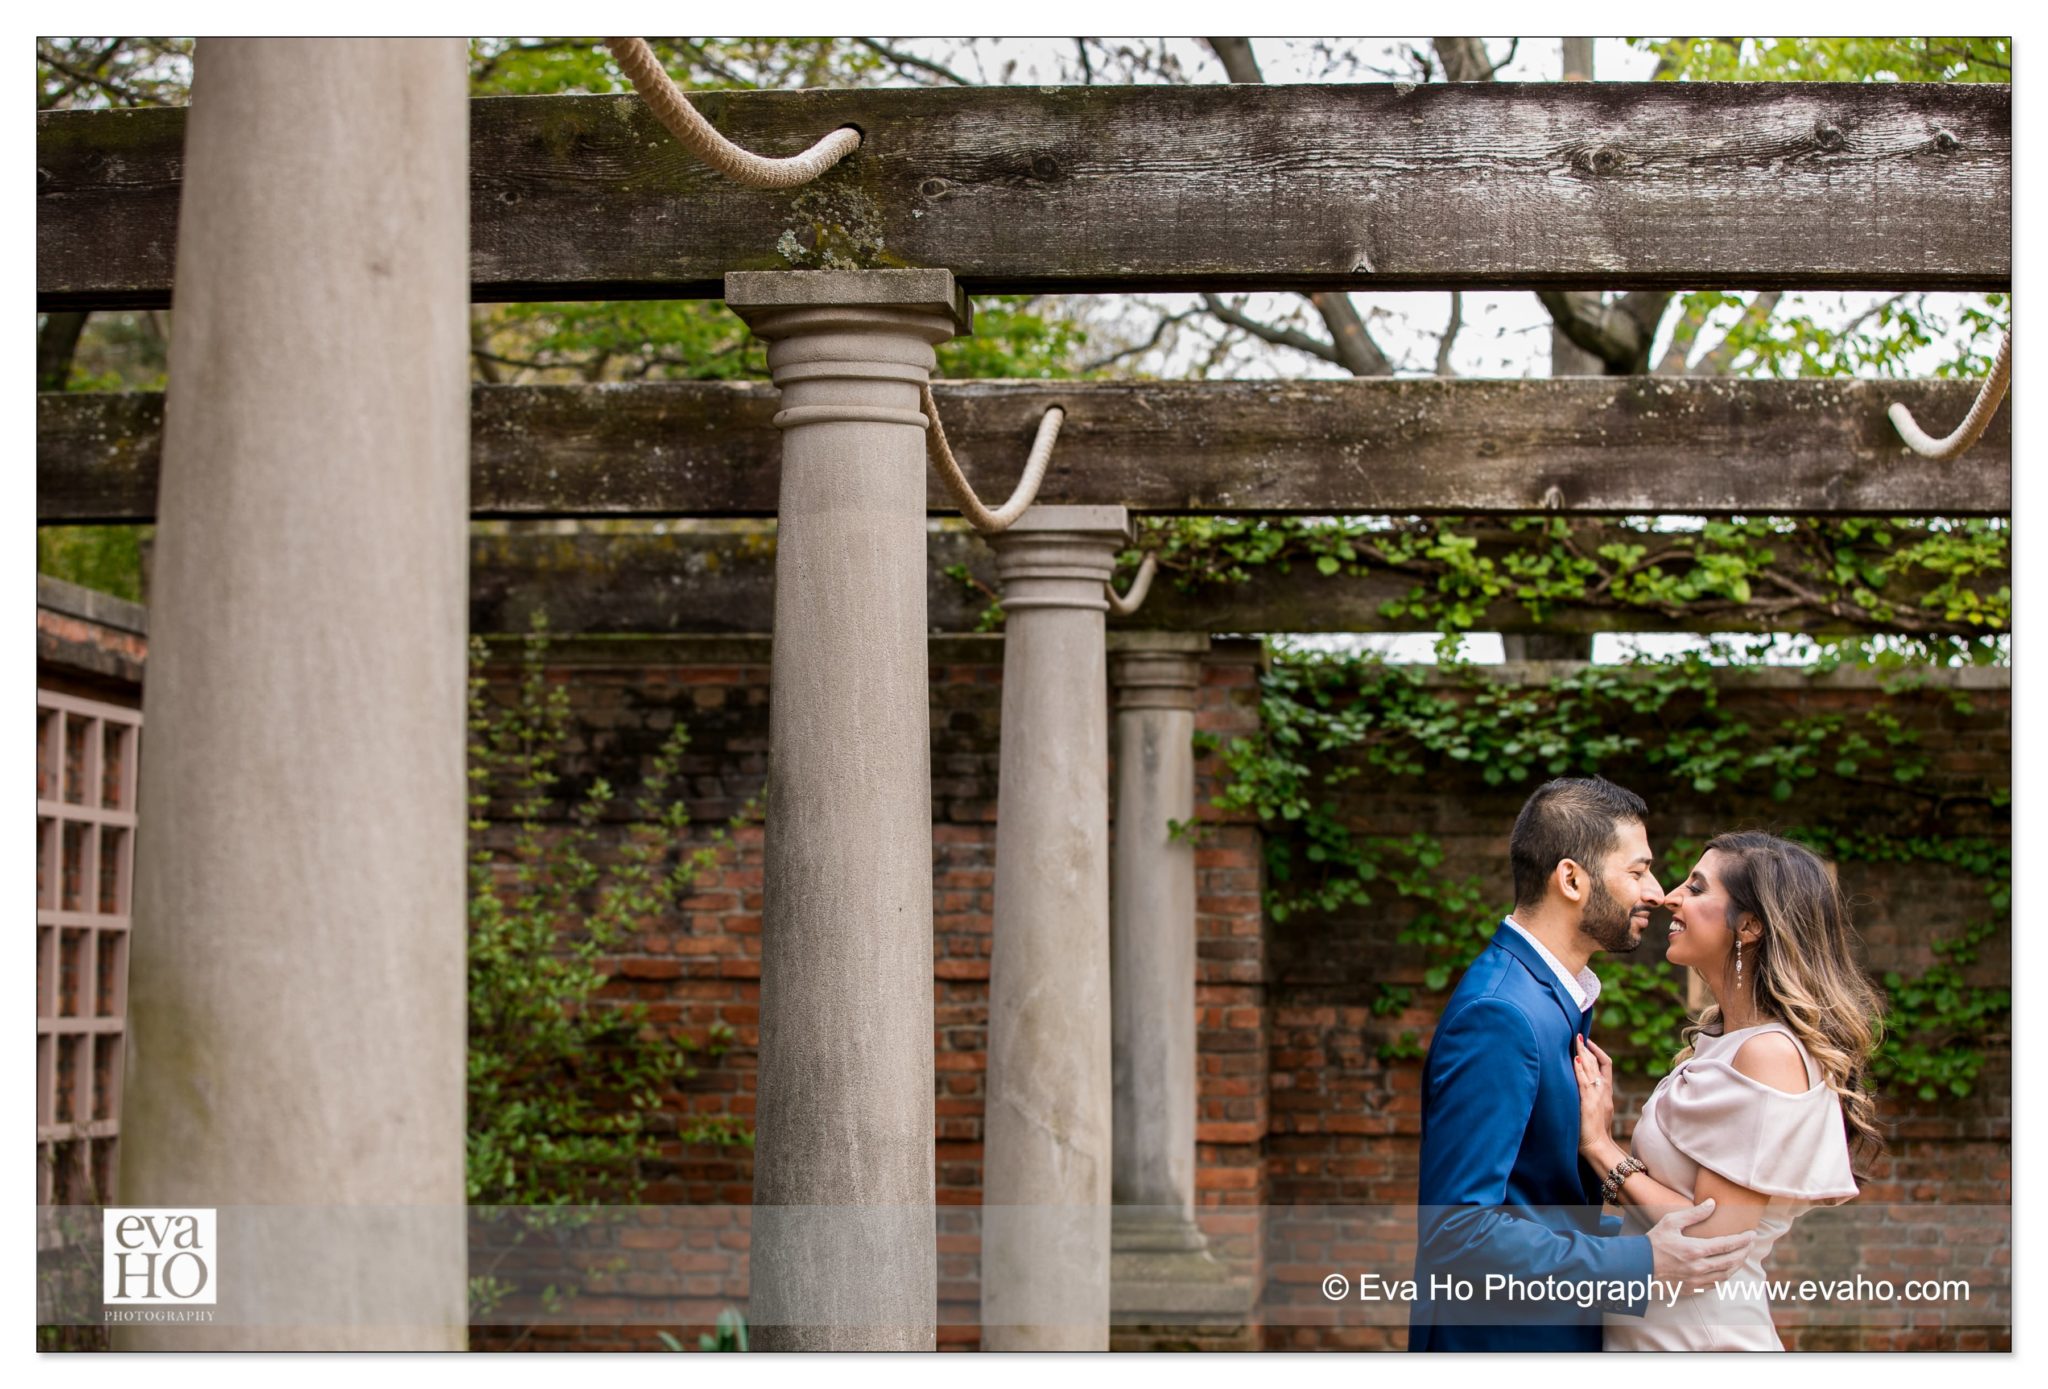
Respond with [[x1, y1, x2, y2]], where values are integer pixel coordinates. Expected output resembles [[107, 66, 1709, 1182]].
[[36, 38, 175, 107], [1199, 294, 1345, 367], [1536, 290, 1674, 374], [1434, 292, 1463, 377], [1192, 38, 1395, 377], [1653, 305, 1704, 375], [1432, 37, 1496, 82], [1689, 290, 1784, 375], [38, 313, 89, 392], [1927, 41, 2009, 71], [1309, 291, 1394, 376], [1204, 37, 1264, 82], [1839, 292, 1909, 337], [1079, 306, 1201, 372], [853, 38, 971, 86], [1561, 37, 1593, 81]]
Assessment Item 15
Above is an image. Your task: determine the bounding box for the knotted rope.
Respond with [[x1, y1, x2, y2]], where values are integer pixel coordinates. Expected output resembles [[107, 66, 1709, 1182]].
[[921, 383, 1062, 534], [1888, 332, 2011, 461], [604, 38, 860, 189], [1104, 553, 1159, 616]]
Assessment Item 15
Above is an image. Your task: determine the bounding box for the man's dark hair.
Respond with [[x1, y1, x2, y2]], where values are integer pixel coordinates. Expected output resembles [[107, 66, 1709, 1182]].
[[1509, 776, 1649, 908]]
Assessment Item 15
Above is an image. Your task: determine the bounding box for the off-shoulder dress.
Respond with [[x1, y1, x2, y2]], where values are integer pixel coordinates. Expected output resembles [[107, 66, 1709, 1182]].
[[1602, 1022, 1859, 1351]]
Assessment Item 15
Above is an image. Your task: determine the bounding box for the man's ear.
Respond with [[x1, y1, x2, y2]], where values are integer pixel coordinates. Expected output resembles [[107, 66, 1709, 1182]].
[[1554, 858, 1586, 904]]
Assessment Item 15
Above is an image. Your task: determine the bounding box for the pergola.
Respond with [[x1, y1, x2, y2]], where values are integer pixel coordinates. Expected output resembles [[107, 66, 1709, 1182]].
[[37, 41, 2010, 1351]]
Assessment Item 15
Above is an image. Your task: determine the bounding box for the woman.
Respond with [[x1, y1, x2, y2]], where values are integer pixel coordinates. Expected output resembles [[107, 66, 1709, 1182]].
[[1573, 831, 1885, 1351]]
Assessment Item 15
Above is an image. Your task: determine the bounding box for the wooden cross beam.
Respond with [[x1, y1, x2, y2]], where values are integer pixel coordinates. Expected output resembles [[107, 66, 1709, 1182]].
[[39, 377, 2010, 523], [37, 81, 2009, 310], [464, 526, 2004, 637]]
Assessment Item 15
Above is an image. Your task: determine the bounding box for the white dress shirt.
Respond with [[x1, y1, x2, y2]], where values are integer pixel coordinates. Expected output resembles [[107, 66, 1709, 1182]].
[[1502, 915, 1602, 1013]]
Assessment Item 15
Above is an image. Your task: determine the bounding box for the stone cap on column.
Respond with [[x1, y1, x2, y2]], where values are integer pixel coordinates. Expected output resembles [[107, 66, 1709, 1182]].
[[1109, 632, 1207, 711], [989, 505, 1131, 612], [1106, 632, 1210, 656], [725, 268, 972, 335], [997, 504, 1129, 539]]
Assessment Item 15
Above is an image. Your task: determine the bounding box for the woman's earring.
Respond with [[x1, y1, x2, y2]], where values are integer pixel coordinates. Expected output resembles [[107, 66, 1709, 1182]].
[[1735, 938, 1743, 987]]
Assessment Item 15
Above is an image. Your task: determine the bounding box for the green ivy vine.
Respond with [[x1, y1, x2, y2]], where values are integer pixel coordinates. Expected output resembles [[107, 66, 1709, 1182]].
[[1202, 649, 2010, 1098], [466, 612, 755, 1323], [1117, 514, 2008, 664]]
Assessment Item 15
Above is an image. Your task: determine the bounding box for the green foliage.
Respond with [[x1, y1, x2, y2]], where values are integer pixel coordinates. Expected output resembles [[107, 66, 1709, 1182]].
[[1792, 827, 2011, 1098], [466, 612, 753, 1318], [700, 1305, 750, 1350], [941, 559, 1005, 631], [1130, 515, 2009, 665], [1208, 648, 2008, 1091], [37, 37, 191, 109], [938, 297, 1089, 380], [473, 290, 1085, 387], [38, 526, 148, 603], [655, 1306, 750, 1351], [1663, 288, 2008, 382], [474, 299, 763, 384], [461, 39, 1089, 385], [467, 611, 753, 1212], [470, 37, 886, 97], [1635, 36, 2008, 84], [1626, 38, 2008, 386]]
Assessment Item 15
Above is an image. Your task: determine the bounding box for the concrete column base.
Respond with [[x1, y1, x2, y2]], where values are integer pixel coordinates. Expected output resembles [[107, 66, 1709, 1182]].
[[1112, 1206, 1210, 1253], [1110, 1246, 1256, 1320]]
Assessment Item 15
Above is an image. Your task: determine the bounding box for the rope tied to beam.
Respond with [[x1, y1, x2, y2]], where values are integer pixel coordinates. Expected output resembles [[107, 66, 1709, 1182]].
[[604, 38, 861, 190], [1888, 332, 2010, 461], [921, 383, 1062, 534], [1104, 553, 1159, 616]]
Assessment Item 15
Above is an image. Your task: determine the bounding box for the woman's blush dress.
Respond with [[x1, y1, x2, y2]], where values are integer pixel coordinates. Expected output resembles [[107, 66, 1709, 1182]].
[[1602, 1022, 1860, 1351]]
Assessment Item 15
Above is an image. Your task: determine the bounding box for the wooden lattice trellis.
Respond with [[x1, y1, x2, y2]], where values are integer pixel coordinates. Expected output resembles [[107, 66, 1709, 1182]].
[[36, 688, 140, 1209]]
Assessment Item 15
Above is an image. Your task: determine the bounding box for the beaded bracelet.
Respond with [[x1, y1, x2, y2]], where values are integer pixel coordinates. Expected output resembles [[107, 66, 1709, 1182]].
[[1599, 1155, 1647, 1204]]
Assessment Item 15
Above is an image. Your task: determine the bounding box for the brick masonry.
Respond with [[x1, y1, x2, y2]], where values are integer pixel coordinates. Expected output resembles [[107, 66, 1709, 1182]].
[[465, 638, 2007, 1353], [43, 593, 2004, 1353]]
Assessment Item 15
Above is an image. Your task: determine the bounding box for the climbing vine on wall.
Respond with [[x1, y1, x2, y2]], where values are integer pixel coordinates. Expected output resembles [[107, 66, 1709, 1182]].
[[466, 612, 758, 1318], [1200, 649, 2010, 1099], [466, 614, 752, 1187]]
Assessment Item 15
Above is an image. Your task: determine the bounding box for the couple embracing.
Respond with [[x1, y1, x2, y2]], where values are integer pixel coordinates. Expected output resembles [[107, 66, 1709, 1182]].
[[1410, 777, 1883, 1352]]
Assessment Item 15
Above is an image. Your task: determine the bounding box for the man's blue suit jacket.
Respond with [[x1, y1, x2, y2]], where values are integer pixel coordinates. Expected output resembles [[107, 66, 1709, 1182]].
[[1408, 922, 1654, 1352]]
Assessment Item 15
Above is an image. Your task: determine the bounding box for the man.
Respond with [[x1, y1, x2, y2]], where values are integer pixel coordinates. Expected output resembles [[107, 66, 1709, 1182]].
[[1409, 776, 1755, 1352]]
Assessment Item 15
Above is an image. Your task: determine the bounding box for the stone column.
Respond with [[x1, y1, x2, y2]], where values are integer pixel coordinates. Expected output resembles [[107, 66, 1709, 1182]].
[[1108, 634, 1210, 1252], [115, 39, 469, 1350], [980, 506, 1128, 1351], [724, 270, 969, 1352], [1104, 635, 1246, 1327]]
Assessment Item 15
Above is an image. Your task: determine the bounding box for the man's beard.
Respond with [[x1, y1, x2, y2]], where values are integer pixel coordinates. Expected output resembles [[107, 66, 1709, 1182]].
[[1580, 876, 1645, 954]]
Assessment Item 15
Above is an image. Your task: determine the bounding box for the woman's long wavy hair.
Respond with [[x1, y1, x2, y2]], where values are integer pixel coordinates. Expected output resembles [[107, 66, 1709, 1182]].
[[1675, 831, 1887, 1169]]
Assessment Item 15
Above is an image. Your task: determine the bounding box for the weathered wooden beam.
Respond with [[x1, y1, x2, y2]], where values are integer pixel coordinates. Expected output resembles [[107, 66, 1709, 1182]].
[[467, 527, 2001, 637], [38, 81, 2009, 310], [38, 377, 2010, 522]]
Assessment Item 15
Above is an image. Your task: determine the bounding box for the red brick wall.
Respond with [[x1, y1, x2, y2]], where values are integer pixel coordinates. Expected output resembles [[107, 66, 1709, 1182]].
[[1257, 673, 2011, 1351], [469, 644, 2008, 1352], [469, 637, 1267, 1350]]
